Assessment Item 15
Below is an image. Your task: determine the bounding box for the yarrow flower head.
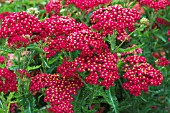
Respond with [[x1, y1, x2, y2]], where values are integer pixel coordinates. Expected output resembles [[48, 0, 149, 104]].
[[9, 103, 18, 113], [0, 68, 17, 94], [122, 55, 146, 71], [0, 12, 11, 21], [57, 51, 119, 89], [156, 18, 170, 26], [155, 57, 170, 66], [56, 29, 119, 89], [0, 12, 43, 48], [139, 0, 169, 11], [42, 16, 89, 58], [122, 56, 164, 96], [46, 0, 62, 15], [90, 6, 140, 41], [65, 0, 111, 11], [152, 51, 165, 59], [30, 73, 83, 113], [42, 15, 88, 38], [43, 21, 120, 89]]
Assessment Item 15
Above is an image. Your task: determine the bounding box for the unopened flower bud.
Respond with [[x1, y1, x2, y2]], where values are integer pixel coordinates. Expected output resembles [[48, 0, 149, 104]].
[[140, 17, 150, 27], [27, 7, 40, 15]]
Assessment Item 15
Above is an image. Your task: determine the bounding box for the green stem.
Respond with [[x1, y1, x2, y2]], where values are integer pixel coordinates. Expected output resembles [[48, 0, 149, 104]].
[[108, 88, 118, 113]]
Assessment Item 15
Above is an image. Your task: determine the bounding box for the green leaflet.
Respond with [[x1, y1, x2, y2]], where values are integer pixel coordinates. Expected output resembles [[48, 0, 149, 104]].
[[116, 45, 142, 53], [26, 65, 41, 71], [0, 46, 13, 53], [26, 44, 44, 53]]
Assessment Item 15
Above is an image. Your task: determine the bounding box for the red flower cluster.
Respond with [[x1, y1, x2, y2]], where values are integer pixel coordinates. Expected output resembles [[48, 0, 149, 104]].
[[90, 6, 140, 41], [42, 15, 88, 38], [122, 56, 164, 96], [9, 103, 18, 113], [0, 12, 43, 48], [42, 15, 89, 58], [46, 0, 62, 14], [123, 56, 146, 71], [0, 68, 17, 94], [152, 51, 165, 59], [168, 30, 170, 42], [30, 73, 83, 113], [65, 29, 107, 55], [54, 29, 109, 79], [65, 0, 111, 11], [58, 51, 119, 89], [156, 18, 170, 26], [55, 29, 119, 89], [0, 12, 11, 21], [168, 30, 170, 36], [155, 57, 170, 66], [139, 0, 169, 11], [0, 56, 5, 64]]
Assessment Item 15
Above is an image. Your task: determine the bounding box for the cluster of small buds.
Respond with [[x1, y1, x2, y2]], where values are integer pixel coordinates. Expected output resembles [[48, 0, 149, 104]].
[[90, 6, 140, 41], [26, 7, 40, 15], [0, 12, 43, 48], [140, 17, 150, 27], [30, 73, 83, 113], [0, 68, 17, 94], [0, 56, 5, 64], [65, 0, 111, 11], [122, 55, 146, 71], [139, 0, 169, 11], [123, 63, 164, 96], [46, 0, 62, 14], [155, 57, 170, 66], [57, 51, 119, 89], [9, 103, 17, 113]]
